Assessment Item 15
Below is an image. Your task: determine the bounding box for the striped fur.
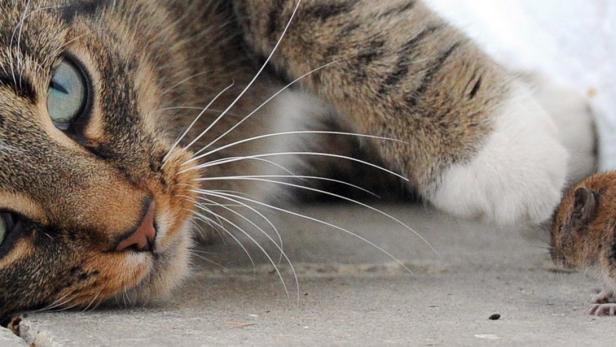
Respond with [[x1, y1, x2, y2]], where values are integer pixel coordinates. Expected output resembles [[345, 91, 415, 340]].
[[0, 0, 583, 317]]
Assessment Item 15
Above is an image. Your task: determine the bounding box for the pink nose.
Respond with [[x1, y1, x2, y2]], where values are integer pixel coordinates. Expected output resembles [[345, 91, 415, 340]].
[[116, 202, 156, 252]]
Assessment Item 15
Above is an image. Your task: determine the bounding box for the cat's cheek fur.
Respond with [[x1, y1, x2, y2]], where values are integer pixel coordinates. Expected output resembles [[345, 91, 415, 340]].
[[428, 82, 569, 225]]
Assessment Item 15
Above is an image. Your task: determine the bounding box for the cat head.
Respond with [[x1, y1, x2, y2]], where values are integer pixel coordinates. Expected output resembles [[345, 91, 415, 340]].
[[0, 1, 203, 317]]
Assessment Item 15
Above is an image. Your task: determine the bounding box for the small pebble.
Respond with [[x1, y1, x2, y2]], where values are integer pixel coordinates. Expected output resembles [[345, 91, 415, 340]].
[[489, 313, 501, 320]]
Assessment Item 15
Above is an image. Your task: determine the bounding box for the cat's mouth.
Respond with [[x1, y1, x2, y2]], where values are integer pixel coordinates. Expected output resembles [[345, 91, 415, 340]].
[[107, 148, 200, 305]]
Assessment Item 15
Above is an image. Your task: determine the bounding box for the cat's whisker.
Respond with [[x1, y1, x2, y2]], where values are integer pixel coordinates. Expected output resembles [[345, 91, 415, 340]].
[[178, 156, 298, 181], [121, 286, 130, 307], [58, 295, 86, 312], [10, 0, 32, 88], [194, 206, 229, 237], [190, 214, 228, 247], [182, 151, 409, 183], [181, 0, 303, 159], [162, 83, 234, 166], [35, 290, 75, 313], [49, 292, 81, 312], [188, 218, 221, 241], [191, 210, 257, 270], [188, 208, 228, 241], [195, 189, 415, 275], [197, 196, 297, 292], [191, 130, 405, 164], [161, 71, 211, 96], [190, 61, 339, 158], [193, 203, 293, 300], [200, 176, 439, 256], [202, 193, 284, 251], [191, 252, 227, 270], [198, 177, 436, 255], [182, 191, 284, 256], [197, 193, 287, 268], [7, 3, 80, 84], [156, 106, 240, 117], [198, 174, 379, 198], [206, 189, 254, 199], [195, 202, 244, 208], [219, 157, 297, 177], [82, 289, 103, 313], [91, 294, 107, 312], [41, 230, 54, 242]]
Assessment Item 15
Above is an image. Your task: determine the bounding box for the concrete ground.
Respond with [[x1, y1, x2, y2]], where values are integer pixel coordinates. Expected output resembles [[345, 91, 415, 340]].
[[5, 204, 616, 346]]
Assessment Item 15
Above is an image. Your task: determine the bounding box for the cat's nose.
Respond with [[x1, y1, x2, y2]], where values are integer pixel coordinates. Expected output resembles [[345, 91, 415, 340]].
[[115, 201, 156, 253]]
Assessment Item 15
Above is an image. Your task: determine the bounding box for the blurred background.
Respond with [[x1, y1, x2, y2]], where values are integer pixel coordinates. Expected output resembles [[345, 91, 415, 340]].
[[426, 0, 616, 170]]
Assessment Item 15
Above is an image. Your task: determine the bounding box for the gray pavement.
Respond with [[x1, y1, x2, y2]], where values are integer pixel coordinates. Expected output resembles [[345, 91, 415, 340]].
[[7, 204, 616, 346]]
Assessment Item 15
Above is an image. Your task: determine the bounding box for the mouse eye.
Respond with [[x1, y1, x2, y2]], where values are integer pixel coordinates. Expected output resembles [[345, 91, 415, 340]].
[[47, 58, 88, 130], [0, 212, 16, 246]]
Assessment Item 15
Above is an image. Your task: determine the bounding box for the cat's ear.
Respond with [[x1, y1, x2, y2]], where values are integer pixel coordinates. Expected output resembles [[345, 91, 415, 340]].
[[570, 187, 597, 229]]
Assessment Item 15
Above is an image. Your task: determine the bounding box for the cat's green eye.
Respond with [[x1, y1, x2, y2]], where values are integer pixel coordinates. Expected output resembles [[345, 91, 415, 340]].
[[47, 59, 87, 129]]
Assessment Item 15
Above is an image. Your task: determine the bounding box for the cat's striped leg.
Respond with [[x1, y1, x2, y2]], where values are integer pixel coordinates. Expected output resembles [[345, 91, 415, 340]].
[[234, 0, 569, 224]]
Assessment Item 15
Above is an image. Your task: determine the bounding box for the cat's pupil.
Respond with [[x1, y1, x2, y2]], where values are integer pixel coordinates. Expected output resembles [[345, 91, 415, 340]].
[[47, 59, 87, 128]]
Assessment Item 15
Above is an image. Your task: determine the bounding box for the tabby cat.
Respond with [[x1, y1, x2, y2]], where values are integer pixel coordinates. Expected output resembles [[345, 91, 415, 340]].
[[0, 0, 594, 318]]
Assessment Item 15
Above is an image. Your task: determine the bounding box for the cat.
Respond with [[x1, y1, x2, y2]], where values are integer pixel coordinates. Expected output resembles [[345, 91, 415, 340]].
[[0, 0, 595, 318]]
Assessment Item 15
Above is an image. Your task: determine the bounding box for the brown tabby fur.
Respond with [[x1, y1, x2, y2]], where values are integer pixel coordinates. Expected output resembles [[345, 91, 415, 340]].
[[551, 173, 616, 279], [0, 0, 510, 318]]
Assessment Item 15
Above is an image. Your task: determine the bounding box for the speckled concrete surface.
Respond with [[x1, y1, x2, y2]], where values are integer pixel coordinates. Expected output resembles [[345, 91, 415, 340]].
[[0, 326, 25, 347], [10, 205, 616, 346]]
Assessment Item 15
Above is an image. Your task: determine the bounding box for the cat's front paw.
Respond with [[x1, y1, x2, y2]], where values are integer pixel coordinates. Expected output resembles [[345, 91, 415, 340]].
[[428, 83, 568, 225]]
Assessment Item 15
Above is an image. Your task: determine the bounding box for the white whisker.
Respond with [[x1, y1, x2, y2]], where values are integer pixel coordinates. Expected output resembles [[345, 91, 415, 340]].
[[197, 191, 285, 263], [162, 83, 234, 165], [10, 0, 32, 87], [193, 204, 292, 298], [156, 106, 240, 118], [191, 252, 227, 270], [161, 71, 211, 96], [197, 195, 299, 299], [192, 210, 256, 269], [204, 157, 298, 177], [199, 177, 436, 254], [183, 0, 304, 161], [82, 289, 103, 312], [198, 174, 379, 198], [183, 151, 409, 182], [197, 190, 414, 274], [35, 291, 74, 312], [191, 61, 338, 158], [192, 130, 405, 163]]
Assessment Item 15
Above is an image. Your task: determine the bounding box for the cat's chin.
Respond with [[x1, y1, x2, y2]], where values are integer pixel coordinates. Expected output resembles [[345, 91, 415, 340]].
[[107, 220, 194, 306]]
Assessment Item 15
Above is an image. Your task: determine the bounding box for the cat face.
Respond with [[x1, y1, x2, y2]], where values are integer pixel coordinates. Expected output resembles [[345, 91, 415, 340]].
[[0, 1, 200, 316]]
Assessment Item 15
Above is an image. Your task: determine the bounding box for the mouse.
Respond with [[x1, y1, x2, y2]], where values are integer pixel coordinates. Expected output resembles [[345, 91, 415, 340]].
[[550, 172, 616, 316]]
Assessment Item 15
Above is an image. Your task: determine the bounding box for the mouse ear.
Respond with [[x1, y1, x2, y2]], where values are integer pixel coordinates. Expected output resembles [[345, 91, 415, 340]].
[[571, 187, 597, 229]]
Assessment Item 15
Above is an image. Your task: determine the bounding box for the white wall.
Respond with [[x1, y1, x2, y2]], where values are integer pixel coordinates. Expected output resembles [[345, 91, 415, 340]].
[[426, 0, 616, 170]]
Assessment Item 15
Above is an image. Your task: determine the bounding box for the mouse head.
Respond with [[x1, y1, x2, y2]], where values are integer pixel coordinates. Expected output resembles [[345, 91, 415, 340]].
[[550, 173, 616, 272]]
